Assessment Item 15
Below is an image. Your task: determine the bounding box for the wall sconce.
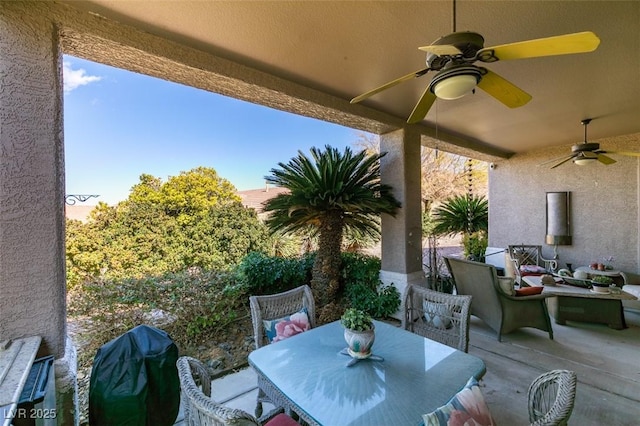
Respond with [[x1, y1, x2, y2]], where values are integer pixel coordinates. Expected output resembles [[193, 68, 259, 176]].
[[546, 192, 572, 246]]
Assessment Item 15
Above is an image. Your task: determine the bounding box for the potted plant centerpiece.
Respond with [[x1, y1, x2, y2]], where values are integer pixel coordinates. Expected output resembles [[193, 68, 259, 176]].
[[591, 275, 614, 293], [341, 308, 375, 359]]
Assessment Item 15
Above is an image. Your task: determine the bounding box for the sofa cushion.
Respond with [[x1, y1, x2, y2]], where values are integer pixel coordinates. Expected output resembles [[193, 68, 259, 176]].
[[265, 413, 300, 426], [515, 286, 544, 297], [623, 285, 640, 299]]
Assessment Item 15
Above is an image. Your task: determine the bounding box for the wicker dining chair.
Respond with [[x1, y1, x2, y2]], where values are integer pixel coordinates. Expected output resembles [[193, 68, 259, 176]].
[[401, 284, 472, 352], [249, 285, 316, 417], [528, 369, 577, 426], [177, 356, 298, 426]]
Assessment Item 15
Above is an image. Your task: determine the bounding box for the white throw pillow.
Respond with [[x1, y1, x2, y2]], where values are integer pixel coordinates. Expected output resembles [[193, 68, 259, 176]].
[[423, 300, 453, 329]]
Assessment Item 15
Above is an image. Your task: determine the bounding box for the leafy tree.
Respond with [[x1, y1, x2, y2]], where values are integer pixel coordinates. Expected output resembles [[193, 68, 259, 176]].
[[159, 166, 240, 217], [66, 167, 270, 285], [182, 202, 271, 269], [353, 132, 487, 211], [262, 145, 401, 322], [421, 150, 479, 211], [128, 174, 163, 206], [66, 217, 106, 288]]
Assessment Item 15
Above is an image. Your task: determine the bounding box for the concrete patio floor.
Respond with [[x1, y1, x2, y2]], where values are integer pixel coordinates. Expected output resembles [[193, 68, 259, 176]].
[[176, 308, 640, 425]]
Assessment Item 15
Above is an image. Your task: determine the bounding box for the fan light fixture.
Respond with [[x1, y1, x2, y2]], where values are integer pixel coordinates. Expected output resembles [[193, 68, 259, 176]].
[[428, 65, 484, 101], [573, 157, 597, 166], [433, 74, 478, 100]]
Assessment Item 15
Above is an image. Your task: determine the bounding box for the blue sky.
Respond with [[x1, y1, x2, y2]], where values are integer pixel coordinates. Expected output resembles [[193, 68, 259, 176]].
[[63, 55, 366, 205]]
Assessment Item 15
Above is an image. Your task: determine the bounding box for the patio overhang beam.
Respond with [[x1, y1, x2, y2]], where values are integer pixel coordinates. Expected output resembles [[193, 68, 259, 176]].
[[56, 1, 510, 161]]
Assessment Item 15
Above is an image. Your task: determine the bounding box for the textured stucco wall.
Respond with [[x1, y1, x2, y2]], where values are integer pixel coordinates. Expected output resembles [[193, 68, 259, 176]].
[[488, 133, 640, 274], [0, 1, 66, 357]]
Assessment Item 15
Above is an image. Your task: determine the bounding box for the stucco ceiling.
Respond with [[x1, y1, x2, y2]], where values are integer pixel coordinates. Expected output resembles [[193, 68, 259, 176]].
[[62, 1, 640, 160]]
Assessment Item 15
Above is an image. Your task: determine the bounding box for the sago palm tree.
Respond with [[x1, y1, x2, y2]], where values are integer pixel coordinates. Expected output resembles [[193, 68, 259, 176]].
[[431, 194, 488, 236], [431, 194, 488, 261], [263, 145, 401, 321]]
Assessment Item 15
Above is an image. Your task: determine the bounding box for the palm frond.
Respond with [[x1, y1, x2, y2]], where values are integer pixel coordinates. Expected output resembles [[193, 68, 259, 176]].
[[263, 145, 401, 237], [431, 194, 488, 236]]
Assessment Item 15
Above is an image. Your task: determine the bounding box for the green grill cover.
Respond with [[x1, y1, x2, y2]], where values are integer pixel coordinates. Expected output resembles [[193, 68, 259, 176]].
[[89, 324, 179, 426]]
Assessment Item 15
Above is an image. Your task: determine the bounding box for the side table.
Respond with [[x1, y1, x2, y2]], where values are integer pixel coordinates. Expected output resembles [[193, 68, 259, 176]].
[[523, 275, 635, 329]]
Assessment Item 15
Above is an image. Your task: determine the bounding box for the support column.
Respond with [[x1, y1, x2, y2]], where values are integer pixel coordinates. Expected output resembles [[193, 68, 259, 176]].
[[1, 3, 77, 424], [379, 128, 425, 314]]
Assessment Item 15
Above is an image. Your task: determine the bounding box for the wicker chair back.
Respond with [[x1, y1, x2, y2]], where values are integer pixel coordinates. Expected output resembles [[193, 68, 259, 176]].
[[401, 285, 472, 352], [528, 369, 577, 426]]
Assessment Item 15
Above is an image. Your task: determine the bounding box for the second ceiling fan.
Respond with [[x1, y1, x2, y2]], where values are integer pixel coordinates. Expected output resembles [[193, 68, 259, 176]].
[[541, 119, 640, 169], [350, 1, 600, 124]]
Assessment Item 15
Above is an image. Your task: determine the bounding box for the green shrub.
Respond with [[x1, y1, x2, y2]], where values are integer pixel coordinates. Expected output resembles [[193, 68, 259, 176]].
[[67, 268, 244, 364], [344, 281, 400, 318], [232, 251, 400, 318], [340, 252, 381, 286], [462, 231, 488, 262], [430, 274, 455, 294], [233, 251, 312, 296], [341, 252, 400, 318]]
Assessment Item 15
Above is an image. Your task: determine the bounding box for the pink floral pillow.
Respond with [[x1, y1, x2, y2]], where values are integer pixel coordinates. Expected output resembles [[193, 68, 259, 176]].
[[421, 376, 494, 426], [520, 264, 547, 276], [263, 307, 310, 343]]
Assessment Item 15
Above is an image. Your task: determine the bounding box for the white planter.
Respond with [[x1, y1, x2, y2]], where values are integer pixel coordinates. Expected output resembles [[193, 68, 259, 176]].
[[343, 324, 375, 359]]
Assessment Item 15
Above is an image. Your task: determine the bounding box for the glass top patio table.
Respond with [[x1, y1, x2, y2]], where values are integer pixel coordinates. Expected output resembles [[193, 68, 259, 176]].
[[248, 320, 486, 426]]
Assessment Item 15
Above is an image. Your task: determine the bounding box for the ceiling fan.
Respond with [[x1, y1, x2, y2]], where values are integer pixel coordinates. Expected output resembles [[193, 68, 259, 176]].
[[541, 119, 640, 169], [350, 0, 600, 124]]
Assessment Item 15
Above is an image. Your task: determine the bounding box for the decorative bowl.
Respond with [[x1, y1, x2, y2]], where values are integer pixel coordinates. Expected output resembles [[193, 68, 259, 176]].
[[573, 270, 589, 280], [590, 284, 610, 294], [553, 273, 590, 287]]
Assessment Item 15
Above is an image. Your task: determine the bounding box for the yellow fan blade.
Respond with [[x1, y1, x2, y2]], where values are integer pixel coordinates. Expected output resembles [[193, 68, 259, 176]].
[[597, 154, 617, 165], [351, 68, 430, 104], [477, 31, 600, 61], [407, 87, 437, 124], [418, 44, 462, 56], [606, 151, 640, 157], [476, 69, 532, 108]]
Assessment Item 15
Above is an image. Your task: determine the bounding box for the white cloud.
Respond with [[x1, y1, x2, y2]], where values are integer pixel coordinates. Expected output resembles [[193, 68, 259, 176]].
[[63, 61, 101, 93]]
